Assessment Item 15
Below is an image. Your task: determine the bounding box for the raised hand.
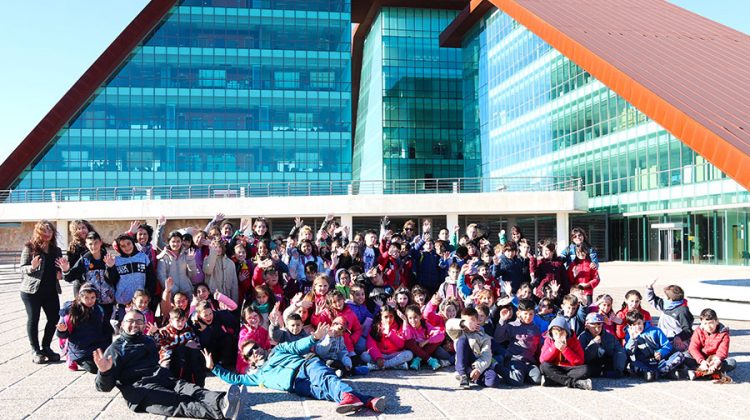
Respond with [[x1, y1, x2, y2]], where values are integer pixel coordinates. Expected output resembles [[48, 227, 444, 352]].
[[30, 255, 42, 270], [313, 323, 329, 340], [386, 297, 397, 308], [103, 253, 116, 268], [129, 220, 141, 234], [146, 322, 159, 335], [239, 218, 251, 233], [422, 219, 431, 233], [202, 349, 214, 370], [381, 216, 390, 228], [647, 277, 658, 289], [499, 307, 513, 322], [325, 213, 334, 222], [213, 213, 225, 223], [550, 280, 561, 294], [166, 276, 174, 291], [453, 224, 460, 233], [157, 215, 167, 226], [93, 349, 113, 373], [186, 248, 196, 260], [55, 256, 70, 272], [294, 217, 304, 228]]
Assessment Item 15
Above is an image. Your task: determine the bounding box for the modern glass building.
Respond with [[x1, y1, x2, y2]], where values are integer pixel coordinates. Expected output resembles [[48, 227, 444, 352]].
[[458, 6, 750, 265], [9, 0, 352, 191], [353, 7, 480, 187]]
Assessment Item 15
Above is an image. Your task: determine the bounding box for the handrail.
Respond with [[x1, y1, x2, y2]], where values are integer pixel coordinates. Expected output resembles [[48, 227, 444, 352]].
[[0, 176, 583, 203]]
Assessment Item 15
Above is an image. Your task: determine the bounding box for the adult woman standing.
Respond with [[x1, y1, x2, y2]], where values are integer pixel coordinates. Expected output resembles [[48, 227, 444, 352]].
[[20, 220, 63, 364]]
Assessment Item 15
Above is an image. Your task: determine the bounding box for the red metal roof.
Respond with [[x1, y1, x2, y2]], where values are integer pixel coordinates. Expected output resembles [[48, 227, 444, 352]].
[[0, 0, 178, 190], [443, 0, 750, 191]]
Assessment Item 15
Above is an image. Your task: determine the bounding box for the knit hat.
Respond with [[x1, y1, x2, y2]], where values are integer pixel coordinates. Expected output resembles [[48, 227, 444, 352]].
[[585, 312, 605, 324]]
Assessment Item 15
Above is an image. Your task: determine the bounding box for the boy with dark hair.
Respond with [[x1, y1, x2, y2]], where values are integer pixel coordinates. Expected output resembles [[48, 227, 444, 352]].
[[646, 279, 694, 351], [578, 313, 626, 378], [625, 310, 685, 381], [686, 308, 736, 380], [493, 299, 543, 387], [539, 316, 592, 390], [446, 307, 500, 389], [269, 310, 309, 344], [148, 308, 206, 386]]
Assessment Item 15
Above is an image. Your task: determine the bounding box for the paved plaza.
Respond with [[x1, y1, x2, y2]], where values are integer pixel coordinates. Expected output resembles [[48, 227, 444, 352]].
[[0, 262, 749, 420]]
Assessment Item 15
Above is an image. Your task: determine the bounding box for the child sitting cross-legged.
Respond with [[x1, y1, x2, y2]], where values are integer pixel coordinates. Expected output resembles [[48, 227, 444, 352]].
[[447, 307, 502, 389], [686, 308, 736, 381], [402, 304, 450, 370], [578, 312, 626, 378], [539, 316, 593, 390], [625, 310, 686, 381], [493, 299, 543, 387]]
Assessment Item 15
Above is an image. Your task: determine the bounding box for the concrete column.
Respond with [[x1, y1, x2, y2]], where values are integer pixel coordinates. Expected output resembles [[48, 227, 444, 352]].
[[56, 220, 69, 253], [339, 215, 353, 241], [556, 212, 569, 252], [446, 213, 459, 231]]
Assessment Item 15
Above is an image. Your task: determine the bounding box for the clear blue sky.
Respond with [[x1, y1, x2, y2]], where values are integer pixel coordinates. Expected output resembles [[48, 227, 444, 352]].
[[0, 1, 748, 165]]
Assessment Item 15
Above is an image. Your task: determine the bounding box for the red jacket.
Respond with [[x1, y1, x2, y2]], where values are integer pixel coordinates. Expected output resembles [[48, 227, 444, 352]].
[[539, 333, 584, 367], [365, 320, 406, 360], [567, 258, 600, 296], [614, 307, 652, 343], [378, 253, 400, 288], [689, 324, 730, 363], [318, 305, 363, 352]]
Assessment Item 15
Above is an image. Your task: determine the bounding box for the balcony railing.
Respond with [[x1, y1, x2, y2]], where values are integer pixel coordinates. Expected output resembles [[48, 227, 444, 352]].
[[0, 176, 583, 204]]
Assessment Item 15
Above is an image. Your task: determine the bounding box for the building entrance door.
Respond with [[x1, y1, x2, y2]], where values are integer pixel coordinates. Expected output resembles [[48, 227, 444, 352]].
[[651, 223, 683, 262]]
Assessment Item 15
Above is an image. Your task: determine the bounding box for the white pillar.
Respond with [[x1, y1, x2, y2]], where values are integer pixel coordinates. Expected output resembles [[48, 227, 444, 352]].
[[56, 220, 69, 253], [446, 213, 459, 231], [339, 215, 353, 240], [556, 212, 569, 252]]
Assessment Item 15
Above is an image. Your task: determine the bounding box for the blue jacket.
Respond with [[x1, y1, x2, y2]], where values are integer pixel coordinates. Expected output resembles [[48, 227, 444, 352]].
[[625, 326, 672, 364], [57, 301, 111, 362], [212, 336, 319, 391]]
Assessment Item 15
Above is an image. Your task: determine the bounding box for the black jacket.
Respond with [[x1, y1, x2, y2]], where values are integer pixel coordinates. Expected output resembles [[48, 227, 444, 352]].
[[95, 333, 160, 393]]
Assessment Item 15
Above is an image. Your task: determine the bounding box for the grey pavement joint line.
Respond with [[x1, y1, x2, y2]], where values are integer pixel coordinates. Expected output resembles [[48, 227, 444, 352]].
[[594, 387, 670, 420], [531, 386, 597, 420], [648, 385, 732, 419], [23, 367, 82, 418], [405, 374, 451, 419], [476, 387, 524, 419]]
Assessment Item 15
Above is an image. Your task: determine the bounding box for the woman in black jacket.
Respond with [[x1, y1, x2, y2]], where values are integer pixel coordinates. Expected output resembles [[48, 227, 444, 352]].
[[20, 220, 63, 364]]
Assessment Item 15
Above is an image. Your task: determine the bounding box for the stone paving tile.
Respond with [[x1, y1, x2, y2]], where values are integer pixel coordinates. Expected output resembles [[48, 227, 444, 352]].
[[1, 262, 749, 420]]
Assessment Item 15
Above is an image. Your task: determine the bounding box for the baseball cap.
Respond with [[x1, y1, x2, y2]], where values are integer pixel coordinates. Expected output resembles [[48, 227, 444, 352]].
[[585, 312, 605, 324]]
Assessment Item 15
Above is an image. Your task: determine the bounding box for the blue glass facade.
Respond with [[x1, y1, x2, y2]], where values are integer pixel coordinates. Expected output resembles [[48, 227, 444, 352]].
[[462, 8, 750, 265], [353, 7, 479, 185], [14, 0, 352, 189]]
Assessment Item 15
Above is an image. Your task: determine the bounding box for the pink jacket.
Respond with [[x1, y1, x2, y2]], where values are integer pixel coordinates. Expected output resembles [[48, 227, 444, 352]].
[[422, 301, 445, 330], [365, 321, 406, 360], [235, 324, 270, 373], [401, 321, 444, 344]]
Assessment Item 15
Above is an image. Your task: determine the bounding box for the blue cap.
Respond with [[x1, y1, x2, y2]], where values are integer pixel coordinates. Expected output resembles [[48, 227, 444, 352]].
[[585, 312, 605, 324]]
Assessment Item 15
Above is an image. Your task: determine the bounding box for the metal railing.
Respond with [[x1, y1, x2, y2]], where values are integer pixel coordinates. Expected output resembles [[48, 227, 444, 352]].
[[0, 176, 582, 204]]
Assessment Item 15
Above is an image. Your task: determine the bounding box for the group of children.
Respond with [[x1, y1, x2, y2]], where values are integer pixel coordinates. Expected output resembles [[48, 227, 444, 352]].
[[51, 216, 737, 414]]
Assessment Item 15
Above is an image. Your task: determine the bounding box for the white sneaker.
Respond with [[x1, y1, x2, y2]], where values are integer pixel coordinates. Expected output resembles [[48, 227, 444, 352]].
[[439, 359, 453, 368], [687, 370, 696, 381], [397, 362, 409, 370], [367, 362, 380, 371]]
